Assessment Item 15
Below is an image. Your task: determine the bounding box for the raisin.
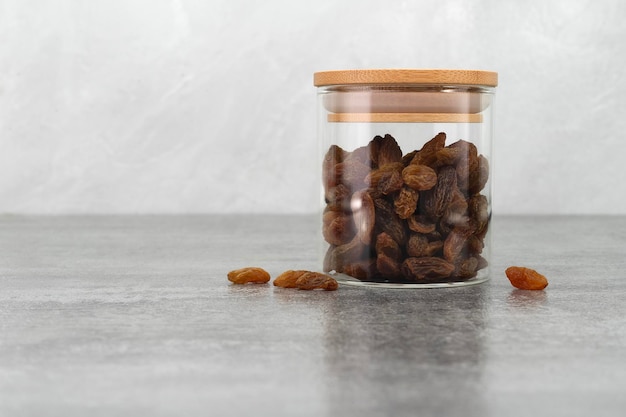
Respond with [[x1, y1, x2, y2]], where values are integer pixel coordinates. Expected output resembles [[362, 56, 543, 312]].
[[376, 134, 403, 166], [469, 154, 490, 195], [411, 132, 447, 167], [434, 146, 463, 167], [376, 254, 402, 279], [442, 188, 470, 229], [456, 257, 479, 279], [296, 272, 339, 291], [345, 145, 374, 167], [505, 266, 548, 290], [407, 214, 437, 234], [227, 267, 271, 284], [323, 144, 346, 191], [375, 232, 402, 260], [443, 227, 471, 263], [324, 237, 368, 273], [401, 150, 418, 166], [476, 255, 489, 271], [402, 164, 437, 191], [335, 159, 371, 192], [322, 209, 355, 246], [401, 257, 455, 281], [453, 141, 478, 192], [425, 240, 444, 257], [273, 270, 309, 288], [377, 169, 404, 195], [343, 259, 377, 280], [374, 198, 407, 245], [374, 233, 402, 279], [324, 184, 351, 210], [394, 186, 419, 219], [468, 194, 489, 239], [365, 162, 403, 189], [420, 166, 457, 219], [406, 233, 429, 257], [466, 235, 484, 255]]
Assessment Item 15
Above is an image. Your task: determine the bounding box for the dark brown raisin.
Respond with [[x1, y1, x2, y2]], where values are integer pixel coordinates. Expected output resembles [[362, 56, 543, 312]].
[[375, 231, 403, 278], [343, 259, 377, 280], [377, 169, 404, 195], [406, 233, 429, 257], [407, 214, 437, 234], [401, 257, 455, 281], [456, 257, 479, 279], [433, 146, 463, 167], [454, 141, 478, 192], [324, 184, 352, 212], [377, 254, 402, 279], [401, 150, 418, 166], [468, 194, 489, 239], [365, 162, 403, 189], [469, 154, 489, 195], [402, 164, 438, 191], [394, 186, 419, 219], [322, 209, 355, 246], [374, 198, 407, 245], [443, 227, 471, 263], [420, 166, 457, 219], [322, 144, 347, 191], [411, 132, 447, 167], [425, 240, 444, 257], [345, 145, 374, 167], [377, 134, 403, 166], [335, 159, 371, 192], [375, 232, 402, 260]]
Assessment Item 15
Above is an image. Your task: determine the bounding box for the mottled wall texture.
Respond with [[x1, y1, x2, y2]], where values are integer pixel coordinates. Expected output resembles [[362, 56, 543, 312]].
[[1, 0, 624, 214]]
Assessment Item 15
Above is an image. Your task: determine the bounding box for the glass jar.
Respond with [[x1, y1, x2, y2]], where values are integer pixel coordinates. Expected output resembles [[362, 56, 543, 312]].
[[314, 69, 497, 288]]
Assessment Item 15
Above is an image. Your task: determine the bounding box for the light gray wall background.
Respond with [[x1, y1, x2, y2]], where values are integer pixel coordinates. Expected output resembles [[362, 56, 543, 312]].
[[1, 0, 624, 215]]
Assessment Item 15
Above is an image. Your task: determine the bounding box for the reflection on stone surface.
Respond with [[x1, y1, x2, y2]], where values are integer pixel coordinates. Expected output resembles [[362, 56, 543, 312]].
[[321, 285, 490, 415], [506, 289, 548, 309]]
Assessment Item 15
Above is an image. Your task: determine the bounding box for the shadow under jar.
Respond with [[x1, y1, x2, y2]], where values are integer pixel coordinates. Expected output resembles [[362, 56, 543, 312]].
[[315, 69, 498, 288]]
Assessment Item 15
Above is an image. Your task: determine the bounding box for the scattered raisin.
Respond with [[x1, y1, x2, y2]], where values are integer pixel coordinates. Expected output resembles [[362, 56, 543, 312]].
[[227, 267, 271, 285], [505, 266, 549, 290], [273, 270, 309, 288], [295, 272, 339, 291]]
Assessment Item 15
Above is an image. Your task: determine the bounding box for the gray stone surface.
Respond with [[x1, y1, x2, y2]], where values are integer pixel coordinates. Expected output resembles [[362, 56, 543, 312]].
[[1, 215, 625, 416]]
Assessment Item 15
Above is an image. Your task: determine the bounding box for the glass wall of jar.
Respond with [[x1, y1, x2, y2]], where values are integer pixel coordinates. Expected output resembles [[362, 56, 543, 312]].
[[315, 69, 497, 288]]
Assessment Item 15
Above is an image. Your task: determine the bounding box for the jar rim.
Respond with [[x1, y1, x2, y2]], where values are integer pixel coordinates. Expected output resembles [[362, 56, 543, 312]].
[[314, 69, 498, 87]]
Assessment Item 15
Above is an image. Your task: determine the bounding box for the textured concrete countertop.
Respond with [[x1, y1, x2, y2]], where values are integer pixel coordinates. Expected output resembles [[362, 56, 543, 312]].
[[1, 215, 625, 416]]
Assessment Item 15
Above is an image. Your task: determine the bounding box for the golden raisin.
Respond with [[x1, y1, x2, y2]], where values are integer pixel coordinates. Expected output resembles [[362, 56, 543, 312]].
[[505, 266, 548, 290], [273, 270, 309, 288], [295, 272, 339, 291], [227, 267, 271, 285]]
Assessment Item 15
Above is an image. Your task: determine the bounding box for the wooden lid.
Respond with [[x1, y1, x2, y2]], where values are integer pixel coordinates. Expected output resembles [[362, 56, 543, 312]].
[[314, 69, 498, 87]]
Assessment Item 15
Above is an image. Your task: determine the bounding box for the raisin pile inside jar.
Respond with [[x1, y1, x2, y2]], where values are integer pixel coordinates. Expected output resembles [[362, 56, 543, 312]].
[[322, 132, 489, 284]]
